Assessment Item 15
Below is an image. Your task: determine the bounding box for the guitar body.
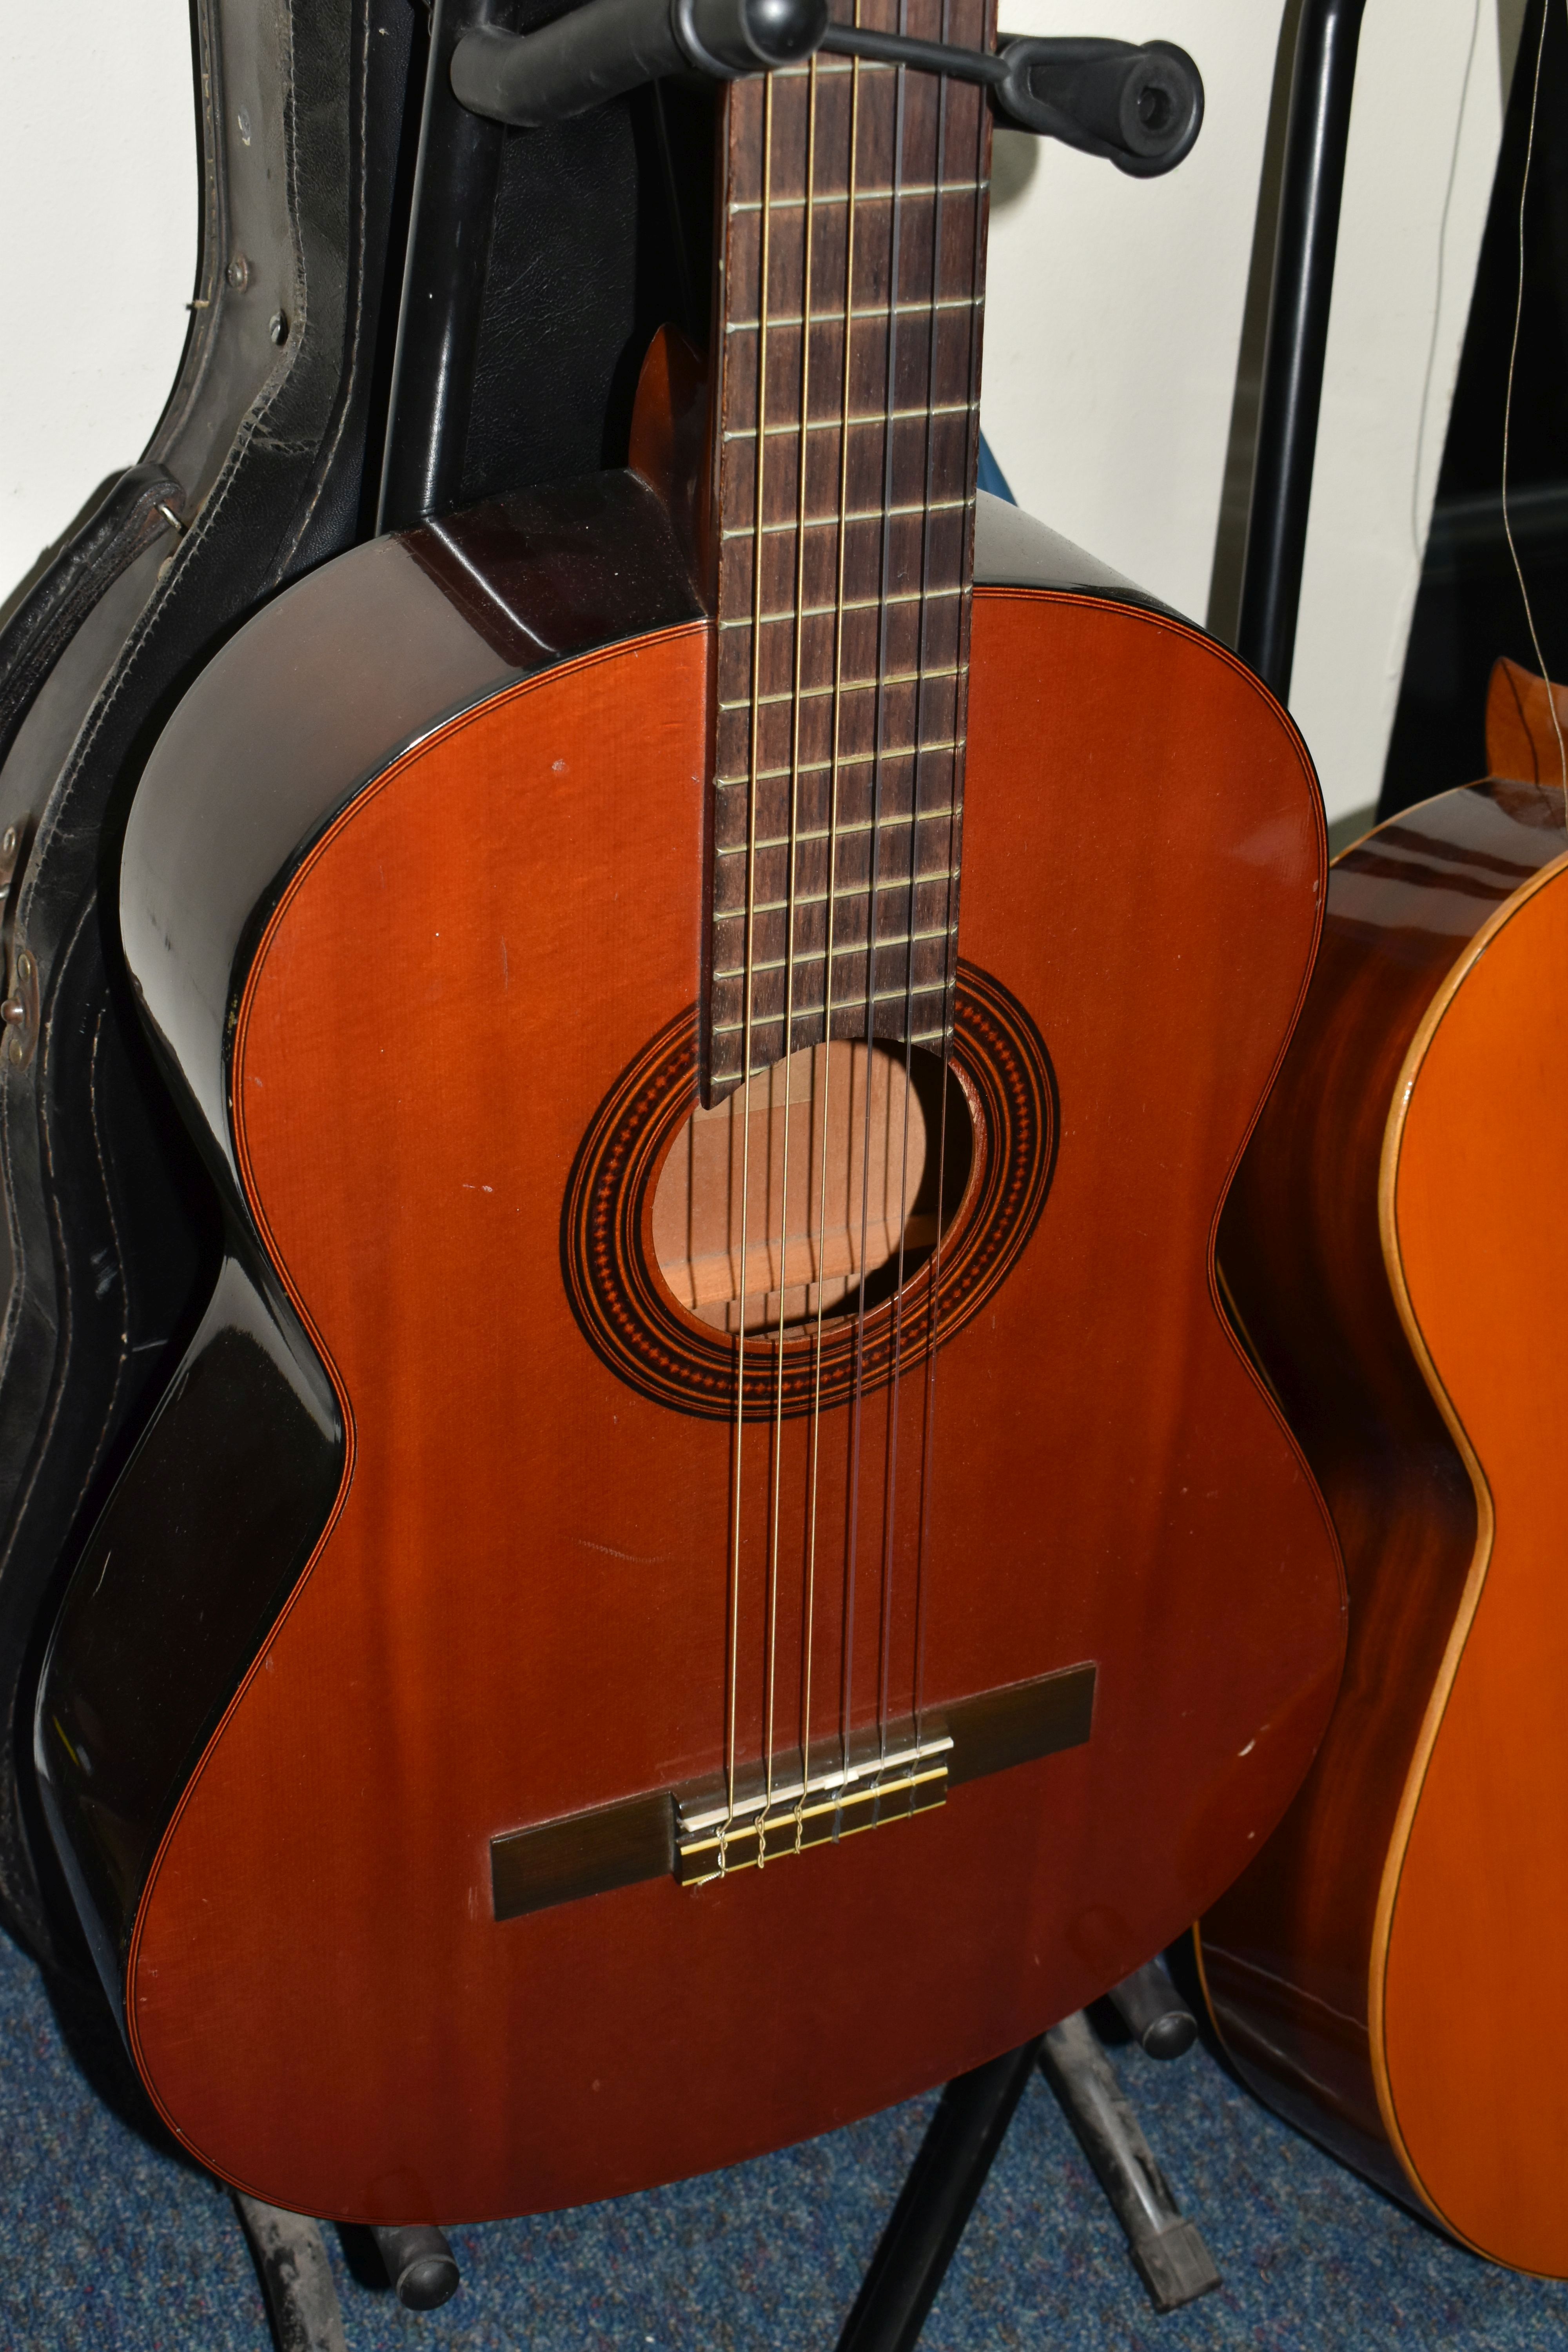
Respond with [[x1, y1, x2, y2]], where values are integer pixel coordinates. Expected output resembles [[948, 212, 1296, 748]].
[[1199, 769, 1568, 2272], [37, 480, 1341, 2220]]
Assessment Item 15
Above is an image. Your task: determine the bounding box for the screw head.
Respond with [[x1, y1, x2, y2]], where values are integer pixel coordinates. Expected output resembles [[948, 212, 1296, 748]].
[[268, 311, 289, 346], [16, 952, 31, 982], [226, 254, 250, 292], [1, 828, 16, 857]]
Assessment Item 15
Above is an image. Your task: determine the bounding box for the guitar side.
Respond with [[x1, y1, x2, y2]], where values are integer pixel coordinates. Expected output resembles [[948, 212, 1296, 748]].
[[1200, 779, 1568, 2272], [37, 483, 1344, 2221]]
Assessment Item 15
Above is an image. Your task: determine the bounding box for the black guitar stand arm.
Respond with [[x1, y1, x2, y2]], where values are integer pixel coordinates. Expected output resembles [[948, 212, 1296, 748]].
[[450, 0, 1203, 173]]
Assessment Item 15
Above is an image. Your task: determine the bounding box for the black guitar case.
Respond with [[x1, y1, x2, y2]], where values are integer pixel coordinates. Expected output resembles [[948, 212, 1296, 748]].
[[0, 0, 690, 1976]]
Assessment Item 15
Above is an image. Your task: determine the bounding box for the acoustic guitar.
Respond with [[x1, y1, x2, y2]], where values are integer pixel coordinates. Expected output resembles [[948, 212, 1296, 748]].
[[37, 4, 1343, 2223], [1199, 659, 1568, 2275]]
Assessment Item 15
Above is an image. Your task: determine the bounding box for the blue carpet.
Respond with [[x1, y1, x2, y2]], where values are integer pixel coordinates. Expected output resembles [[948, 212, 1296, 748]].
[[3, 1924, 1567, 2349]]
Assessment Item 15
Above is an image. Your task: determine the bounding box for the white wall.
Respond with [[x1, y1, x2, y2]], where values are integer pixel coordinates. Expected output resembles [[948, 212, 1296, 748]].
[[0, 3, 196, 598], [0, 0, 1515, 826], [984, 0, 1516, 824], [1292, 0, 1520, 822]]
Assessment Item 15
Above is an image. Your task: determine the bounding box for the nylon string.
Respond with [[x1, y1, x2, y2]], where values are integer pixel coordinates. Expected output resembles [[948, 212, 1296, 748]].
[[882, 0, 956, 1785], [807, 15, 866, 1811], [912, 15, 987, 1745], [761, 53, 824, 1859], [842, 16, 912, 1781], [724, 74, 779, 1873]]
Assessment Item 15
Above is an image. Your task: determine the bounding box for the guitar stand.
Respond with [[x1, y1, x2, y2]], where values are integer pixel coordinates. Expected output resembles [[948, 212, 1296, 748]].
[[233, 2195, 348, 2352], [230, 1971, 1203, 2348], [1039, 2006, 1220, 2315], [235, 2196, 461, 2348], [836, 1960, 1219, 2352]]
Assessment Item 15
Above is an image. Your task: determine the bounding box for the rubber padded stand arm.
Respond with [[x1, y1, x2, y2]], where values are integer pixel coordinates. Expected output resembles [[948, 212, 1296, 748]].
[[451, 0, 1204, 178], [452, 0, 828, 127], [1108, 1955, 1198, 2058]]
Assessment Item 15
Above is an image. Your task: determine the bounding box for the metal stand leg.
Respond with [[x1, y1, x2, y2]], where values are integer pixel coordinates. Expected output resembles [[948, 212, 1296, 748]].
[[372, 2221, 462, 2311], [233, 2194, 348, 2352], [836, 2039, 1042, 2352], [1038, 2011, 1220, 2314]]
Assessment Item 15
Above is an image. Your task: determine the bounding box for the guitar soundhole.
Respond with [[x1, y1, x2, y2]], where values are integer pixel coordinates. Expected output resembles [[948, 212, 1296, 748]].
[[650, 1044, 973, 1334], [561, 964, 1058, 1421]]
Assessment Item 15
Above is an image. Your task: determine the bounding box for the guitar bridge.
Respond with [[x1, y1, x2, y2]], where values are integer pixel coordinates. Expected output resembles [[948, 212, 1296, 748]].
[[489, 1663, 1096, 1922], [673, 1726, 953, 1887]]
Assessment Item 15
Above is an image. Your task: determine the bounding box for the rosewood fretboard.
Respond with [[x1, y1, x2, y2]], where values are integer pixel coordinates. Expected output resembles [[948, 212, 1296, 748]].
[[707, 0, 995, 1097]]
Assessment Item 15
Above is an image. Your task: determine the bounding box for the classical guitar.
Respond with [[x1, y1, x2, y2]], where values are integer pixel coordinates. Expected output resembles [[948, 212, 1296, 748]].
[[1199, 660, 1568, 2274], [37, 0, 1342, 2223]]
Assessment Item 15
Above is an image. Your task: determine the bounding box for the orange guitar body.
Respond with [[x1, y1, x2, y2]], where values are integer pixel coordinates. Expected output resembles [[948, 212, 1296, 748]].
[[37, 484, 1342, 2222], [1201, 666, 1568, 2273]]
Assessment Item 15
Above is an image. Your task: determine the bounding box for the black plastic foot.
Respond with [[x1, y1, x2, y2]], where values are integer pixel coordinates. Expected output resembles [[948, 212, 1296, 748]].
[[233, 2194, 348, 2352], [1039, 2011, 1220, 2314], [836, 2038, 1041, 2352], [1108, 1956, 1198, 2060], [371, 2221, 461, 2311]]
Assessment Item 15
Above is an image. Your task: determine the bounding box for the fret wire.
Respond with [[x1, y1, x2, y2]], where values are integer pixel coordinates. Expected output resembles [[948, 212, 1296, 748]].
[[718, 584, 967, 628], [731, 179, 982, 212], [726, 296, 981, 331], [714, 924, 958, 982], [711, 976, 951, 1036], [723, 402, 976, 441], [729, 181, 973, 214], [719, 665, 958, 712], [721, 496, 971, 539], [719, 748, 964, 795], [773, 55, 920, 76], [714, 742, 961, 790], [716, 817, 962, 860], [715, 865, 962, 919]]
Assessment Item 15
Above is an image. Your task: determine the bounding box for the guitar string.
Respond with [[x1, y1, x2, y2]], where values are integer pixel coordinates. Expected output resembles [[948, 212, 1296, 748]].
[[1500, 0, 1567, 798], [845, 0, 911, 1780], [878, 0, 953, 1789], [805, 9, 866, 1822], [761, 51, 824, 1862], [724, 72, 778, 1873], [875, 0, 913, 1765], [913, 21, 989, 1743]]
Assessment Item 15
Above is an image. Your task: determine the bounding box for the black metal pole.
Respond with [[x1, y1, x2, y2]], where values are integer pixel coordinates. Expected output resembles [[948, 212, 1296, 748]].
[[377, 0, 507, 532], [1235, 0, 1368, 701], [835, 2040, 1040, 2352]]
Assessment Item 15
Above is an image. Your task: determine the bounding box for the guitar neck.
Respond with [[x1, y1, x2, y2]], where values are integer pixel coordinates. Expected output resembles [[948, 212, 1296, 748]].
[[707, 0, 995, 1098]]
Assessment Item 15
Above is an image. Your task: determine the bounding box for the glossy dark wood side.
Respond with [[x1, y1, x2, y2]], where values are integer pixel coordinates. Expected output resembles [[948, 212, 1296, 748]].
[[39, 541, 1342, 2220], [1199, 777, 1568, 2239]]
